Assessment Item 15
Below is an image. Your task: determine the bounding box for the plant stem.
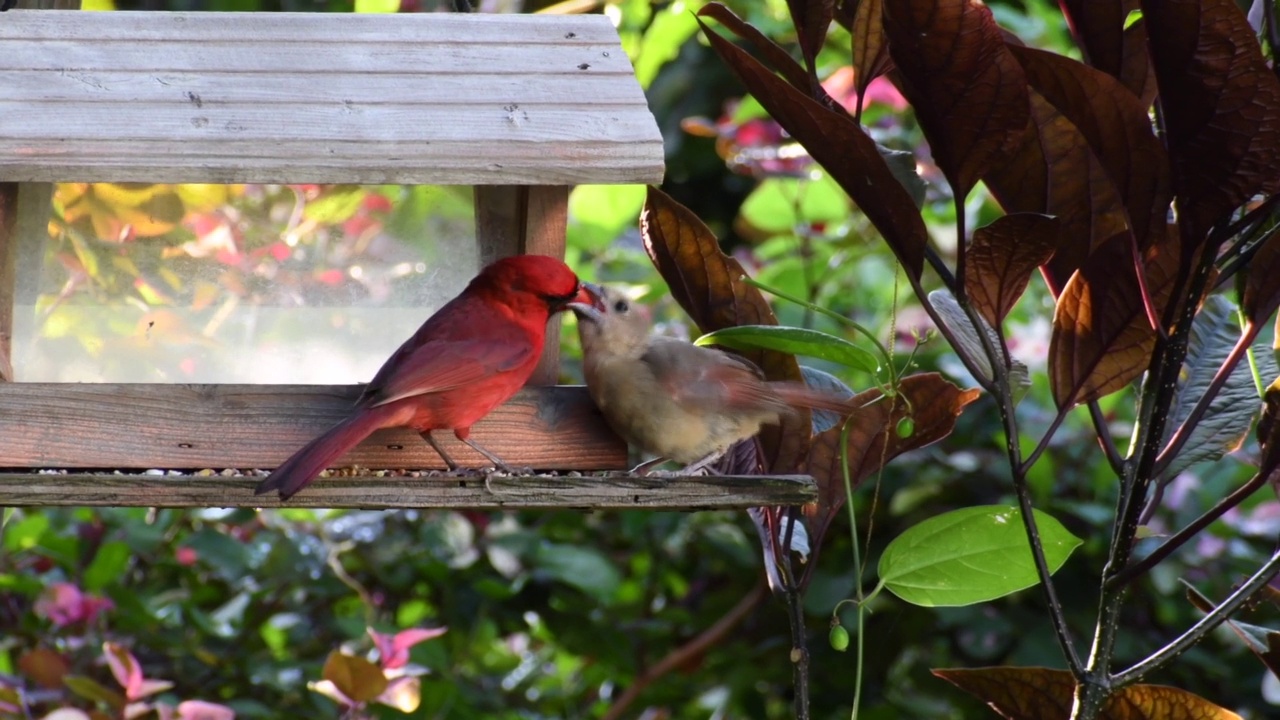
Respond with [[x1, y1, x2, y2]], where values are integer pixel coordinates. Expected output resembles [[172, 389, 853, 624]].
[[1105, 471, 1267, 589], [1112, 546, 1280, 687], [1087, 401, 1125, 476], [839, 419, 866, 720], [784, 578, 812, 720]]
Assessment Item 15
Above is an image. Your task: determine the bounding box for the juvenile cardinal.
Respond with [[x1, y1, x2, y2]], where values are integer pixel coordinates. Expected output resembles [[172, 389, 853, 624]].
[[570, 285, 858, 474], [256, 255, 598, 499]]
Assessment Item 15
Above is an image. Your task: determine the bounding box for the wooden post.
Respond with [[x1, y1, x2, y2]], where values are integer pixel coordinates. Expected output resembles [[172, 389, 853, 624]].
[[0, 184, 18, 381], [473, 185, 571, 386]]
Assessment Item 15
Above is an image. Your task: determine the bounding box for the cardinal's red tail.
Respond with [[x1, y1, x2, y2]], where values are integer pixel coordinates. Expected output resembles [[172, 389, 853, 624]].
[[255, 409, 389, 500]]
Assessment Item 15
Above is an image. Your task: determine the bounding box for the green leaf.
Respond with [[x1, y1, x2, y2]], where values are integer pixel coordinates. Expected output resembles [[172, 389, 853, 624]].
[[878, 505, 1081, 607], [739, 175, 851, 237], [695, 325, 879, 372], [1160, 294, 1277, 479], [633, 5, 701, 88], [532, 543, 621, 604], [3, 512, 49, 552], [354, 0, 399, 11], [303, 186, 365, 224], [568, 184, 647, 250], [64, 674, 126, 710], [83, 541, 132, 592], [1, 507, 12, 532]]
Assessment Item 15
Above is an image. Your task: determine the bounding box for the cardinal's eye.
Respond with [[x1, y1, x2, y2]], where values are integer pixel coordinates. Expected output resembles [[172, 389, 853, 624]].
[[612, 299, 629, 313]]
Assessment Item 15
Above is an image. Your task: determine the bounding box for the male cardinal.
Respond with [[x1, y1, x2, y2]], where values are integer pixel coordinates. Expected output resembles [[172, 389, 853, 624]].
[[256, 255, 598, 499], [570, 285, 859, 474]]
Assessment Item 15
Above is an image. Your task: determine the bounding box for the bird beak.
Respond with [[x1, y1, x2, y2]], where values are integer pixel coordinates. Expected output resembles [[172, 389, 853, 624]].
[[568, 282, 606, 323]]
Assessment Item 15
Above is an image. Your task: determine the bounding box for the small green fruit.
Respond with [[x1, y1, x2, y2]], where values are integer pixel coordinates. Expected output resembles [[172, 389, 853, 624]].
[[829, 625, 850, 652], [896, 416, 915, 438]]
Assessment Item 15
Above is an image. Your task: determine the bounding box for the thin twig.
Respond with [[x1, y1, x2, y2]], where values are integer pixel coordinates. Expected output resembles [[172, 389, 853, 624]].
[[1113, 546, 1280, 687], [1154, 324, 1260, 476], [600, 582, 768, 720], [1019, 403, 1072, 476], [1106, 472, 1268, 590], [1087, 401, 1125, 476]]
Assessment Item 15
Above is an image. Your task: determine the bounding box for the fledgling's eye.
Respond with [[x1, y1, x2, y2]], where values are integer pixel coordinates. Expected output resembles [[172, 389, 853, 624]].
[[612, 299, 629, 313]]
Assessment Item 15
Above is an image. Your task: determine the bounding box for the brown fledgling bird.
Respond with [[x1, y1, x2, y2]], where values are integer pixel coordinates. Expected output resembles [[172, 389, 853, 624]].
[[570, 284, 859, 474]]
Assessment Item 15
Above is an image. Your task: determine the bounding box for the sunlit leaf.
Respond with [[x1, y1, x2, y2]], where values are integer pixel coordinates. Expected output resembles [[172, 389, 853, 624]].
[[354, 0, 399, 11], [935, 666, 1243, 719], [879, 506, 1081, 607], [1050, 229, 1179, 408], [852, 0, 892, 111], [1008, 45, 1170, 251], [1160, 295, 1275, 479], [698, 10, 929, 279], [1143, 0, 1280, 243], [695, 325, 879, 372], [882, 0, 1030, 199], [322, 651, 388, 704], [965, 213, 1061, 325], [738, 175, 851, 238], [986, 90, 1130, 294], [802, 373, 981, 547], [378, 676, 422, 712], [303, 186, 365, 224], [568, 184, 647, 250], [641, 186, 811, 473]]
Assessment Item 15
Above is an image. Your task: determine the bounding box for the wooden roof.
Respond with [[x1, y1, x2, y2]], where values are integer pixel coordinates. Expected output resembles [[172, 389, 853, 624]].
[[0, 11, 666, 185]]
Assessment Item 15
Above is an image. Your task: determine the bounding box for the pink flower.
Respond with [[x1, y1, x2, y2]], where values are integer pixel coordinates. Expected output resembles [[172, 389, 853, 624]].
[[175, 547, 198, 566], [34, 583, 114, 627], [368, 627, 447, 670], [104, 642, 173, 702]]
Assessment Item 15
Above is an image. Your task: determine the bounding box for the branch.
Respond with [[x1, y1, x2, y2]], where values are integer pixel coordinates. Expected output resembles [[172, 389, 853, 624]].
[[1153, 324, 1260, 477], [600, 582, 768, 720], [1018, 403, 1071, 476], [1106, 471, 1268, 590], [1088, 401, 1125, 476], [1112, 546, 1280, 688]]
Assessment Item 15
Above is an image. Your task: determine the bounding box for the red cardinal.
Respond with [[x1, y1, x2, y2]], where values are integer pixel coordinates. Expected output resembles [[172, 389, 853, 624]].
[[256, 255, 598, 499]]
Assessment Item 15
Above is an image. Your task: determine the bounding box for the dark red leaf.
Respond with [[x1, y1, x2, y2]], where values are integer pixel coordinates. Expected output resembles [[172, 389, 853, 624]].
[[698, 3, 813, 95], [882, 0, 1030, 199], [698, 11, 929, 279], [1008, 45, 1170, 251], [1049, 228, 1180, 408], [965, 213, 1061, 325], [787, 0, 835, 73], [985, 90, 1130, 294], [803, 373, 979, 549], [641, 187, 811, 473], [1058, 0, 1152, 100], [934, 666, 1244, 719], [852, 0, 893, 111], [1143, 0, 1280, 243]]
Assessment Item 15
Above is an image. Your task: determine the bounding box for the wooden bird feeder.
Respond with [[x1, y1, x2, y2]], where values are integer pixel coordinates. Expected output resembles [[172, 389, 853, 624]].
[[0, 3, 817, 509]]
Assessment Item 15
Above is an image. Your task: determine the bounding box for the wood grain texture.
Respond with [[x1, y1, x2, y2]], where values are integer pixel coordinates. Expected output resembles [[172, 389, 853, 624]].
[[0, 184, 16, 382], [0, 472, 818, 509], [525, 186, 569, 385], [0, 384, 626, 470], [0, 11, 665, 185]]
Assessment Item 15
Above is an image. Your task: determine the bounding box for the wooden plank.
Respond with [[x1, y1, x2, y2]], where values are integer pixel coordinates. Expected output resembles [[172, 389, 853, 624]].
[[0, 72, 645, 105], [0, 384, 626, 470], [0, 11, 665, 186], [0, 472, 819, 510], [523, 186, 570, 385], [0, 11, 622, 44]]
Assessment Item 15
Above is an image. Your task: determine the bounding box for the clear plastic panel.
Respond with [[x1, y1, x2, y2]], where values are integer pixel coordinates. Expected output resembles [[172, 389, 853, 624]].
[[15, 183, 477, 383]]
